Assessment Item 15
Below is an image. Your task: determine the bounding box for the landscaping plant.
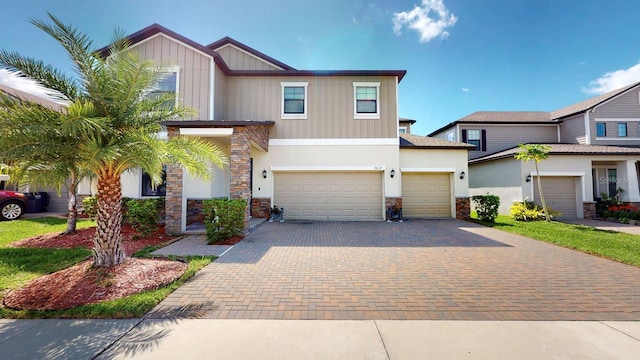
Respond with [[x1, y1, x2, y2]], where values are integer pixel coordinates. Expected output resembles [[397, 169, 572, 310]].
[[203, 199, 246, 243], [471, 194, 500, 222], [514, 144, 552, 221], [124, 198, 165, 237]]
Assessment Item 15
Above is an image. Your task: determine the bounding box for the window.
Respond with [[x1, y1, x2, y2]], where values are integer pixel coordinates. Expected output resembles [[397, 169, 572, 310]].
[[446, 131, 455, 141], [399, 127, 407, 134], [596, 122, 606, 137], [467, 130, 481, 150], [281, 82, 308, 119], [141, 167, 167, 197], [147, 68, 179, 110], [618, 123, 627, 137], [353, 82, 380, 119]]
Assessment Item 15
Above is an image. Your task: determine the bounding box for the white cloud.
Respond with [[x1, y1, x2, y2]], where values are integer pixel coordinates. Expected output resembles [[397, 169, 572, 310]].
[[392, 0, 457, 42], [461, 87, 469, 92], [582, 62, 640, 95], [0, 69, 62, 102]]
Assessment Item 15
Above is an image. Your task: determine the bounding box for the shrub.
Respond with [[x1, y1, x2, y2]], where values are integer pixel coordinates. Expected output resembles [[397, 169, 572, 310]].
[[510, 201, 546, 221], [124, 198, 165, 237], [82, 196, 97, 218], [202, 199, 246, 244], [471, 194, 500, 222]]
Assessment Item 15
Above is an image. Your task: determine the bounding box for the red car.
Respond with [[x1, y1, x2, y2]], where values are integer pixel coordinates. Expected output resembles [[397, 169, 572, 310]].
[[0, 190, 28, 221]]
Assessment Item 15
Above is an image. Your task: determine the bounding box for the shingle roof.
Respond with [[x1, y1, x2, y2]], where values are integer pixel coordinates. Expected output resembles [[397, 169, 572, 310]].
[[551, 82, 640, 120], [469, 143, 640, 164], [400, 133, 474, 149], [454, 111, 552, 123]]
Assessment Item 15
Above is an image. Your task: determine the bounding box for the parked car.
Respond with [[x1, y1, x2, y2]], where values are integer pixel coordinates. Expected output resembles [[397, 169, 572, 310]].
[[0, 190, 28, 220]]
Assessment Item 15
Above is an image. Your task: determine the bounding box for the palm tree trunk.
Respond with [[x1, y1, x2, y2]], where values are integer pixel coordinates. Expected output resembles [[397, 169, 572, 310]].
[[535, 162, 551, 222], [64, 170, 78, 234], [93, 170, 126, 267]]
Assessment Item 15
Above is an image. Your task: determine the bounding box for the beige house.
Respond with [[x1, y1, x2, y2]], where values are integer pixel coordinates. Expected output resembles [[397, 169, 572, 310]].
[[95, 24, 472, 233], [429, 82, 640, 218]]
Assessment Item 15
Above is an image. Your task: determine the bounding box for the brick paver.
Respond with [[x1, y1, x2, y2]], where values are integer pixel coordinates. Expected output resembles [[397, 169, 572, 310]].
[[148, 220, 640, 320]]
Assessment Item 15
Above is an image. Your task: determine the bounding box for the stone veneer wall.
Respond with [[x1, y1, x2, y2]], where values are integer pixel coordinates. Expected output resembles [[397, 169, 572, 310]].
[[583, 201, 596, 219], [186, 199, 204, 225], [230, 128, 252, 227], [455, 197, 471, 220], [165, 126, 183, 234], [251, 198, 271, 218]]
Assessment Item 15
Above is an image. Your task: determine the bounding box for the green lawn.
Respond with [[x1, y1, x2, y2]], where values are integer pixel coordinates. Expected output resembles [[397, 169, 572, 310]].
[[472, 214, 640, 266], [0, 217, 213, 318]]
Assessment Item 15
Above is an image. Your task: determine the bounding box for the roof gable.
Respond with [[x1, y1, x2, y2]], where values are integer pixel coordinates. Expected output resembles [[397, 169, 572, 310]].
[[550, 82, 640, 120], [207, 37, 294, 71]]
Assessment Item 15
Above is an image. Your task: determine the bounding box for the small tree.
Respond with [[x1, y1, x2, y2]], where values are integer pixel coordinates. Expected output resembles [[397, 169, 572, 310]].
[[515, 144, 552, 222]]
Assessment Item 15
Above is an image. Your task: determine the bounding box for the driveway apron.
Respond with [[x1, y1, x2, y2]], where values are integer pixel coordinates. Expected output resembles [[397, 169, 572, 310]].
[[149, 220, 640, 320]]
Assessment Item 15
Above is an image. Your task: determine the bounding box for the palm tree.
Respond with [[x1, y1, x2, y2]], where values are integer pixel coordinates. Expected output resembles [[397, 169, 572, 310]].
[[0, 14, 227, 266], [515, 144, 552, 222], [0, 95, 95, 234]]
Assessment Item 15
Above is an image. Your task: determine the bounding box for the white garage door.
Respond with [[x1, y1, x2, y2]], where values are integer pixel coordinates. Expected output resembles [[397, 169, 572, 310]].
[[274, 172, 383, 221], [402, 172, 452, 218], [533, 176, 577, 218]]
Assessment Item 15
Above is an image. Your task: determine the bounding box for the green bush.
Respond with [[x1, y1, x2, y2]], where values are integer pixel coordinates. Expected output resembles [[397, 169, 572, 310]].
[[202, 199, 246, 244], [124, 198, 165, 236], [509, 201, 561, 221], [471, 194, 500, 222], [82, 196, 97, 218]]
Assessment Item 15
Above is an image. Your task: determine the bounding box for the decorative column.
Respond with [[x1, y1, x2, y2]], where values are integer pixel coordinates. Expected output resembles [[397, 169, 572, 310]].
[[165, 126, 183, 234], [230, 127, 252, 228]]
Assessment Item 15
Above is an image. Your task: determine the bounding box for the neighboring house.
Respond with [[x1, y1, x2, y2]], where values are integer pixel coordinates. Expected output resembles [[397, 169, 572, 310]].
[[429, 82, 640, 218], [98, 24, 471, 233], [0, 84, 72, 212]]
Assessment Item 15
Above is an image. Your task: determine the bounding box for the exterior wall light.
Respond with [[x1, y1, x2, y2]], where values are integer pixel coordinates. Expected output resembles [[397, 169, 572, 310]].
[[390, 169, 396, 178], [459, 171, 465, 180], [526, 174, 532, 182], [262, 169, 267, 179]]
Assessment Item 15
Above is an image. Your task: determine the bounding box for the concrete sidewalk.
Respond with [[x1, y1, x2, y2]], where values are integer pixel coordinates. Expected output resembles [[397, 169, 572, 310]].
[[562, 218, 640, 235], [1, 319, 638, 359]]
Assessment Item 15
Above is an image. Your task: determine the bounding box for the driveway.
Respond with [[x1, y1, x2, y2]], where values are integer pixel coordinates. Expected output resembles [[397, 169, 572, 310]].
[[149, 220, 640, 320]]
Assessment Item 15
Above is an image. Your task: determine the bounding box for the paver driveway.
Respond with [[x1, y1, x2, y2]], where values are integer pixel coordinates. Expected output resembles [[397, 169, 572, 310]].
[[149, 220, 640, 320]]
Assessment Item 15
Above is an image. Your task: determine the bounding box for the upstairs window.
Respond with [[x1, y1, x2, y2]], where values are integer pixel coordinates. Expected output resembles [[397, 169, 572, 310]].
[[399, 127, 407, 134], [281, 82, 308, 119], [596, 122, 606, 137], [141, 167, 167, 197], [461, 129, 487, 151], [147, 68, 179, 110], [618, 123, 627, 137], [446, 131, 455, 141], [353, 82, 380, 119]]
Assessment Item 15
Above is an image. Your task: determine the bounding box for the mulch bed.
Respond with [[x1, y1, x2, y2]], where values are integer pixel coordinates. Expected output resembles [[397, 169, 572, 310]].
[[5, 224, 186, 311]]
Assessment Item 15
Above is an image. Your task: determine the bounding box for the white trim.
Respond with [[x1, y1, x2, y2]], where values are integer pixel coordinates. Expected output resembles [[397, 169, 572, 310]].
[[214, 43, 285, 70], [271, 166, 385, 172], [281, 82, 308, 119], [530, 172, 585, 177], [209, 58, 215, 119], [593, 118, 640, 122], [595, 137, 640, 141], [269, 138, 398, 146], [135, 33, 214, 60], [401, 167, 456, 173], [584, 112, 591, 145], [395, 77, 400, 138], [557, 124, 561, 143], [456, 124, 460, 141], [180, 128, 233, 137], [353, 82, 380, 119]]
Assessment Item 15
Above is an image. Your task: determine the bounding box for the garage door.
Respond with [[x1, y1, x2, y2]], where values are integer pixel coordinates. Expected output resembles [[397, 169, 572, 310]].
[[274, 172, 382, 221], [533, 176, 577, 218], [402, 172, 452, 218]]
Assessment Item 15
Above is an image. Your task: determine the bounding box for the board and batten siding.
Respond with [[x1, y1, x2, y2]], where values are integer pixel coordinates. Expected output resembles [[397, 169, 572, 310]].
[[559, 114, 586, 144], [132, 34, 212, 120], [214, 66, 227, 120], [461, 124, 558, 159], [225, 76, 398, 139], [215, 44, 282, 71]]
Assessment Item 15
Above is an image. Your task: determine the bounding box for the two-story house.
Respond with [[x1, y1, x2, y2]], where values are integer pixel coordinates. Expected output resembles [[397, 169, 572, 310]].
[[429, 82, 640, 218], [95, 24, 472, 233]]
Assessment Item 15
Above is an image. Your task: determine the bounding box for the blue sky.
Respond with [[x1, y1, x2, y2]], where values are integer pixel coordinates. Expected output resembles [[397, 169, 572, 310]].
[[1, 0, 640, 135]]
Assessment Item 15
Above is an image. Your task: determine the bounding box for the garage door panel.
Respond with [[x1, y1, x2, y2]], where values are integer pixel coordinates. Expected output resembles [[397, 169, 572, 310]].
[[274, 172, 382, 221], [402, 173, 452, 218], [533, 176, 577, 218]]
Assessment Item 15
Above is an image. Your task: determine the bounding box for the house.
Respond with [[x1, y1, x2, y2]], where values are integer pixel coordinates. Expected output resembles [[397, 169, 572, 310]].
[[101, 24, 472, 233], [428, 82, 640, 218]]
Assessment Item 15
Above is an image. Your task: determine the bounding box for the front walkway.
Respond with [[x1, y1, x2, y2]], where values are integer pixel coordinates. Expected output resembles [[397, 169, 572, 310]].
[[149, 220, 640, 321]]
